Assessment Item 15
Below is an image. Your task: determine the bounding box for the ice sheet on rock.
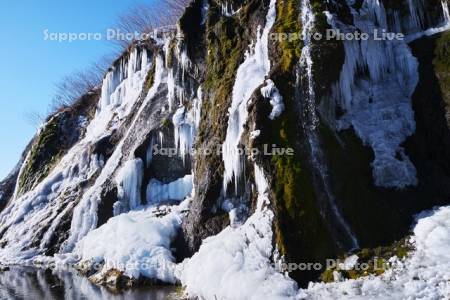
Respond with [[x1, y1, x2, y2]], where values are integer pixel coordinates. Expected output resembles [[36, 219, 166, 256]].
[[146, 175, 193, 204], [75, 201, 190, 283], [177, 165, 298, 300], [222, 0, 277, 194], [299, 205, 450, 299]]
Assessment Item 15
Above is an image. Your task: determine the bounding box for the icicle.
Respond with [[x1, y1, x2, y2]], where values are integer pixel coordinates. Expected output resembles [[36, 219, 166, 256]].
[[193, 86, 203, 130], [173, 106, 195, 163], [167, 69, 176, 111], [407, 0, 425, 30], [115, 158, 144, 214], [222, 0, 277, 194], [443, 1, 450, 23], [201, 0, 209, 25], [159, 131, 164, 147]]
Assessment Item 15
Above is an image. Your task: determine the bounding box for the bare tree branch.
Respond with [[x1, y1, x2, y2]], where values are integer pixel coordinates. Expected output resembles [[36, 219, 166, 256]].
[[112, 0, 190, 49]]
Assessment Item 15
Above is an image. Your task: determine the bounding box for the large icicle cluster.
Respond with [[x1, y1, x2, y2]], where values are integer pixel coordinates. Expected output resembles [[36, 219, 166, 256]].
[[326, 0, 450, 189], [0, 46, 153, 262], [326, 1, 418, 188], [63, 50, 159, 253], [222, 0, 277, 194]]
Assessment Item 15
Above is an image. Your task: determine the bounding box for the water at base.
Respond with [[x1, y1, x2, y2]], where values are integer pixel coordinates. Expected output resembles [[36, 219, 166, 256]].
[[0, 267, 181, 300]]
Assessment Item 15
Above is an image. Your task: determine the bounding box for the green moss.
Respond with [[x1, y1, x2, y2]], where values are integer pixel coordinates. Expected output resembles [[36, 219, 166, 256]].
[[320, 238, 413, 282], [268, 87, 336, 284], [272, 0, 302, 72], [17, 116, 63, 195], [197, 3, 246, 144], [261, 0, 342, 284], [310, 0, 346, 99], [161, 118, 171, 128], [143, 57, 156, 94]]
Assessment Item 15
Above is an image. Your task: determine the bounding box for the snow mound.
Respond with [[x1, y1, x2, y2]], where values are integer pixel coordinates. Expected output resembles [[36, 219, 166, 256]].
[[75, 200, 190, 284]]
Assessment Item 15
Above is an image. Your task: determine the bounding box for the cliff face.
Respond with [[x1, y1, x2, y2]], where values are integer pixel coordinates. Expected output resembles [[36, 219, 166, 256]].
[[0, 0, 450, 297]]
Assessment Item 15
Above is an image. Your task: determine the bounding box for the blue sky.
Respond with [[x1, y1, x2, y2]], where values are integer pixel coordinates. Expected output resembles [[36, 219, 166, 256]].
[[0, 0, 155, 179]]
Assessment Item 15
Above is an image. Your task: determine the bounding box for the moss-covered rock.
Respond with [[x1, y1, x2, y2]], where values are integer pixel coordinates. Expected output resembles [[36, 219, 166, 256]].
[[434, 31, 450, 127]]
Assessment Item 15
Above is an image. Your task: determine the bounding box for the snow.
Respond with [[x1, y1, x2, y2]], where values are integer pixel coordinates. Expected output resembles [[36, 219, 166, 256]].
[[177, 165, 298, 300], [74, 201, 190, 283], [299, 206, 450, 299], [250, 130, 261, 140], [260, 79, 284, 120], [339, 255, 359, 271], [114, 158, 144, 215], [222, 0, 277, 194], [146, 175, 193, 204], [326, 1, 420, 188]]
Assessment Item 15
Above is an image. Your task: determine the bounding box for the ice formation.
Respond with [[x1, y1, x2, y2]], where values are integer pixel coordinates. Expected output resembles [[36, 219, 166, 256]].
[[221, 1, 240, 17], [260, 79, 285, 120], [63, 54, 164, 252], [177, 165, 298, 299], [114, 158, 144, 215], [173, 106, 195, 161], [91, 48, 150, 139], [75, 200, 190, 284], [222, 0, 277, 194], [326, 1, 421, 188], [146, 175, 193, 204]]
